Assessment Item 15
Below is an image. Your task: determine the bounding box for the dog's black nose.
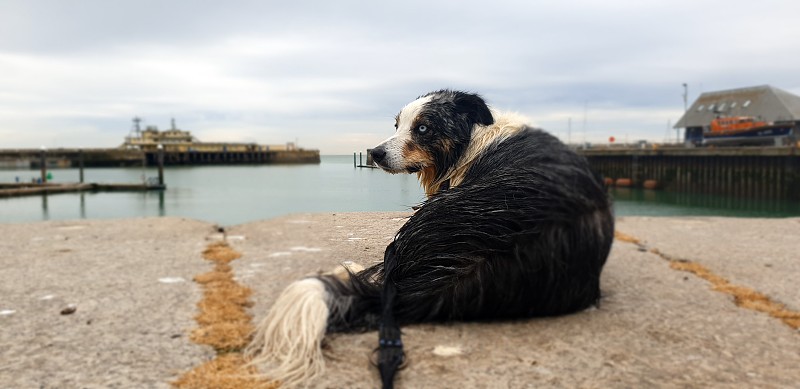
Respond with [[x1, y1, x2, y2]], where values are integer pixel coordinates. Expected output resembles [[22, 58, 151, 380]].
[[371, 147, 387, 164]]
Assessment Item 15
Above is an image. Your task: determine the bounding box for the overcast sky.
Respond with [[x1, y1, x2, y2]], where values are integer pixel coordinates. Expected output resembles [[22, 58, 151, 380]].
[[2, 0, 799, 154]]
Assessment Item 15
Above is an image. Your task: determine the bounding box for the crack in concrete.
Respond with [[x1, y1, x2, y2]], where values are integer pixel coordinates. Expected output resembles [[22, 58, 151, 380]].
[[614, 231, 800, 331], [172, 240, 275, 389]]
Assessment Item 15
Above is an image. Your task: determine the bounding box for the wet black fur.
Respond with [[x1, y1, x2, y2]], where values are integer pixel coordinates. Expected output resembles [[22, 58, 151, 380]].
[[316, 90, 614, 387]]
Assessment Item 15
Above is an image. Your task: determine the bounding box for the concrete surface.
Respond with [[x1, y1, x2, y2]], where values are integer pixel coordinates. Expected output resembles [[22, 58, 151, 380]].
[[0, 217, 216, 389], [1, 214, 799, 388], [616, 217, 800, 312]]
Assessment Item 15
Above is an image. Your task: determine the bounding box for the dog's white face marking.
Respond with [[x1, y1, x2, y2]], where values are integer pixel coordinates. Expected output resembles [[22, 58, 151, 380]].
[[375, 95, 433, 172]]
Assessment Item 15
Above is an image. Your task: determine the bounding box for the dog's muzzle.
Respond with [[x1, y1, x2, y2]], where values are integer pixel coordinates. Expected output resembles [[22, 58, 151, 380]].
[[371, 144, 420, 173], [371, 146, 388, 168]]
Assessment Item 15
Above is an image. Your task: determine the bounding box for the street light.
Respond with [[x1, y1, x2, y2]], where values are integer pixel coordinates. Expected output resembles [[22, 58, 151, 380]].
[[679, 83, 688, 144], [682, 83, 688, 112]]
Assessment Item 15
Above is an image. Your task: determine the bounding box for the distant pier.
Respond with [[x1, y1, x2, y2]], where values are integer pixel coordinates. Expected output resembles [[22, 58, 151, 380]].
[[142, 149, 320, 166], [581, 146, 800, 201], [0, 148, 320, 168]]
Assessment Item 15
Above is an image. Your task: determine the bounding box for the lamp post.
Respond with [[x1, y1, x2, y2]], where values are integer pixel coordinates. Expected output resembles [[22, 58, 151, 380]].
[[682, 83, 688, 112], [679, 83, 689, 143]]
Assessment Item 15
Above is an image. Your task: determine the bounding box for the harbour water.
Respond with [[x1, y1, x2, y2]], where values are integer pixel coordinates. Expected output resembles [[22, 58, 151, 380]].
[[1, 155, 799, 225]]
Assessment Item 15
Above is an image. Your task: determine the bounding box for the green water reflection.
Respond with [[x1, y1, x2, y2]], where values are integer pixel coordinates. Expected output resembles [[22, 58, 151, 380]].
[[611, 187, 800, 218]]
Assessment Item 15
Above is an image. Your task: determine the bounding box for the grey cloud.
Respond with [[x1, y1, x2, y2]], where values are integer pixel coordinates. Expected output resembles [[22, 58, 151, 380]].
[[1, 0, 800, 153]]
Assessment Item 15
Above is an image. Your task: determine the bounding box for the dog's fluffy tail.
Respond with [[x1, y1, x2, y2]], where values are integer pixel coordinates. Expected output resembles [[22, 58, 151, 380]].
[[245, 262, 379, 388]]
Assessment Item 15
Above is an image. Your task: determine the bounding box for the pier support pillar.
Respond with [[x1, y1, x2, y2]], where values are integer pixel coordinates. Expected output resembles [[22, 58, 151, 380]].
[[79, 149, 85, 183], [157, 144, 165, 187], [788, 152, 800, 201], [40, 147, 47, 184]]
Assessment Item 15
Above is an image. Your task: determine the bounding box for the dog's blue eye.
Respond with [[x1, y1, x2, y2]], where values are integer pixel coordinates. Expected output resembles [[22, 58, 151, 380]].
[[417, 125, 428, 133]]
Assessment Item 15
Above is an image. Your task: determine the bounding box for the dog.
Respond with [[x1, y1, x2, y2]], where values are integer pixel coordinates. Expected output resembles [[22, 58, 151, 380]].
[[246, 90, 614, 388]]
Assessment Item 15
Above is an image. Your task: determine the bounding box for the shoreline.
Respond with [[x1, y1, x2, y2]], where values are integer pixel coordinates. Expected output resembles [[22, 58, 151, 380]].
[[1, 214, 799, 388]]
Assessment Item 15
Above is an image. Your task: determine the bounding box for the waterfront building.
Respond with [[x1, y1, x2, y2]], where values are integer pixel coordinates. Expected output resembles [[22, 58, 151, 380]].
[[121, 117, 296, 153], [674, 85, 800, 146]]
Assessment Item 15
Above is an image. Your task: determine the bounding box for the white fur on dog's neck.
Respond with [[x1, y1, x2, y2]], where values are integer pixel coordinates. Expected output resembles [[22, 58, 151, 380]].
[[426, 110, 529, 194]]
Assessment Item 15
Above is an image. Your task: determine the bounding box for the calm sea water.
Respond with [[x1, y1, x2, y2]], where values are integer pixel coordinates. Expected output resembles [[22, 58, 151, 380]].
[[1, 155, 799, 225]]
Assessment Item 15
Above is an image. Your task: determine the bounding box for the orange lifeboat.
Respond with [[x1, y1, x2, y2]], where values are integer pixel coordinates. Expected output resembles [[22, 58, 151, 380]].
[[709, 116, 768, 135]]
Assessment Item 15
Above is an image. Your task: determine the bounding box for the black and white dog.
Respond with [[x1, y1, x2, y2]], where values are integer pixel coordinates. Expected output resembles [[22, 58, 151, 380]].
[[246, 90, 614, 388]]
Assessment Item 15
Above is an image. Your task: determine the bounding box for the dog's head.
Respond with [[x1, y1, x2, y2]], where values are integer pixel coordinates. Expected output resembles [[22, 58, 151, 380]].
[[371, 90, 494, 185]]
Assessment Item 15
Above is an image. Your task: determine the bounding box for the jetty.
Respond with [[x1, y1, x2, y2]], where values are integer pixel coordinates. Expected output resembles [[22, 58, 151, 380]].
[[353, 150, 378, 168], [349, 143, 800, 201], [0, 118, 320, 169], [580, 145, 800, 201], [0, 147, 320, 168], [1, 140, 169, 198], [0, 182, 165, 198]]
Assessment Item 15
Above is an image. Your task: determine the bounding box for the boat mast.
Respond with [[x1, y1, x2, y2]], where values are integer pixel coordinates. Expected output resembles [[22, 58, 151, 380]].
[[132, 117, 142, 139]]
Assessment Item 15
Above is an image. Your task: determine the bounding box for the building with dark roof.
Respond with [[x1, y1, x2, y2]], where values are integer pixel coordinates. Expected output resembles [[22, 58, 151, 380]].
[[674, 85, 800, 145]]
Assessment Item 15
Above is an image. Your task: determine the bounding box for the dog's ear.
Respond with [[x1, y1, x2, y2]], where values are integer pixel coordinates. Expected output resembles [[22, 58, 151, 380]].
[[454, 92, 494, 127]]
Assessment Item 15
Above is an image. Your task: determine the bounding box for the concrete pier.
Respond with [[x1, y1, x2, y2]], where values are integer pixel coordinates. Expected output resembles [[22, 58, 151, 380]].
[[0, 214, 798, 388], [0, 148, 320, 168], [582, 146, 800, 201]]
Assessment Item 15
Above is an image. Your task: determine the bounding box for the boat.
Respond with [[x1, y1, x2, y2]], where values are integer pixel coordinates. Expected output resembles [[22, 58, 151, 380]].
[[703, 116, 796, 146]]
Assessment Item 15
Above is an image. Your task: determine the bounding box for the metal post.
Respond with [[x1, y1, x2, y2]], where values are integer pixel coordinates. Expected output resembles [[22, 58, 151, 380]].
[[40, 146, 47, 184], [79, 192, 86, 219], [78, 149, 85, 183], [158, 191, 165, 216], [41, 193, 49, 219], [354, 152, 357, 168], [359, 152, 363, 167], [157, 144, 165, 187], [682, 83, 689, 112], [681, 83, 688, 144]]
